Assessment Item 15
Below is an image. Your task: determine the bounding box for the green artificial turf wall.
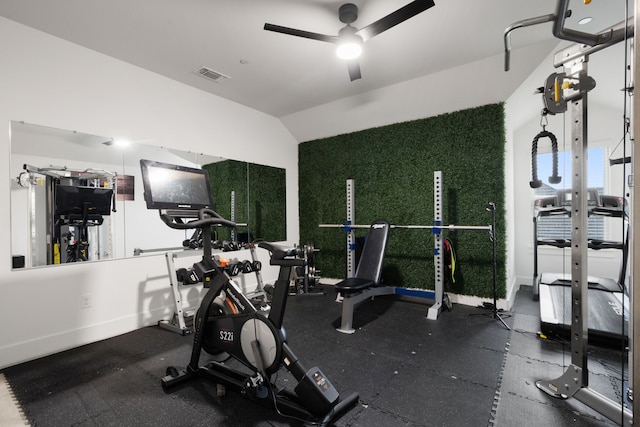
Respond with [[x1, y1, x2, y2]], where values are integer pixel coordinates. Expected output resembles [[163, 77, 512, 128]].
[[298, 103, 506, 298], [203, 160, 286, 243], [247, 162, 287, 242]]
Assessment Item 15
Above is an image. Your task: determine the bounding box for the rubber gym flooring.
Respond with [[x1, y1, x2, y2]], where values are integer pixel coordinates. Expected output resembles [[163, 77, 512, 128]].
[[3, 285, 629, 426]]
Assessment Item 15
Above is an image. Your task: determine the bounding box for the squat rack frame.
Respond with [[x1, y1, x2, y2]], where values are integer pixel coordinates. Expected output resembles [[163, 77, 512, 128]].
[[319, 171, 494, 321]]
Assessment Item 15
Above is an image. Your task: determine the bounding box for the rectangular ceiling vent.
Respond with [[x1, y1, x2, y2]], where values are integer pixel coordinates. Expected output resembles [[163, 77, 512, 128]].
[[194, 66, 230, 83]]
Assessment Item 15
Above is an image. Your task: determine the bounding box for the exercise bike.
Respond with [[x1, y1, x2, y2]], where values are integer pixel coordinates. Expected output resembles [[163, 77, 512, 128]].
[[158, 207, 359, 424]]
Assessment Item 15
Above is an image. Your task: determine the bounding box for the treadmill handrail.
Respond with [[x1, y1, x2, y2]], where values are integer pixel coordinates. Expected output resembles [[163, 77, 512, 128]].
[[535, 206, 571, 218], [537, 238, 625, 251], [535, 205, 627, 219], [590, 206, 628, 218]]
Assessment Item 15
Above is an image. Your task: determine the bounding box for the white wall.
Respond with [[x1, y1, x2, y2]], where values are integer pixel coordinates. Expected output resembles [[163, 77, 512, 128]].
[[0, 17, 299, 369]]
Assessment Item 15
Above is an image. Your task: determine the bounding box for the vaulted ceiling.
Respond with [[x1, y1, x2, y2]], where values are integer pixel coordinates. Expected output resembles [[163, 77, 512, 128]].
[[0, 0, 628, 118]]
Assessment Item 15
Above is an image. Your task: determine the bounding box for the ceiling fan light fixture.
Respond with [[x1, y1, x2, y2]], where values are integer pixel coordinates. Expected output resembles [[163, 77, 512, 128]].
[[336, 26, 362, 60], [336, 40, 362, 60]]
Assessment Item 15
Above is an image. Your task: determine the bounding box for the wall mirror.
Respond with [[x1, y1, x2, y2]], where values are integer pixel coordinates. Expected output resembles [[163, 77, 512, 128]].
[[9, 121, 286, 269]]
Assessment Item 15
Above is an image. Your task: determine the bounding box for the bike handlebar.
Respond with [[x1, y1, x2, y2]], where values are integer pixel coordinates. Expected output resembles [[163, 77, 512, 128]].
[[159, 209, 306, 266], [258, 241, 306, 267], [160, 208, 237, 230]]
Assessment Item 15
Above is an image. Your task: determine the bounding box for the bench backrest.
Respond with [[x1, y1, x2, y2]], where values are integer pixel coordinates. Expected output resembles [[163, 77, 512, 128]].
[[354, 219, 390, 284]]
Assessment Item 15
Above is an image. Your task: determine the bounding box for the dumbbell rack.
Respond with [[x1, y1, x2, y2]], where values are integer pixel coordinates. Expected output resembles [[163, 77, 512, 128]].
[[159, 246, 268, 335], [245, 243, 268, 301], [159, 248, 203, 335]]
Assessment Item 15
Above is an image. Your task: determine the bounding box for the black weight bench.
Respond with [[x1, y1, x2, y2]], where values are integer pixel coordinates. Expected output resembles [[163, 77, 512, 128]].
[[335, 219, 395, 334]]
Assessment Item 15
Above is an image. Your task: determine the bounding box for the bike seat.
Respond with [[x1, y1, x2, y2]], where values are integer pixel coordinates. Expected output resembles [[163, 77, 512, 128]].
[[334, 278, 376, 295]]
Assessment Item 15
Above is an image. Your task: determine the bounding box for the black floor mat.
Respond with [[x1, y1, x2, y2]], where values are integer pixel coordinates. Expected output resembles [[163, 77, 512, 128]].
[[2, 285, 628, 426]]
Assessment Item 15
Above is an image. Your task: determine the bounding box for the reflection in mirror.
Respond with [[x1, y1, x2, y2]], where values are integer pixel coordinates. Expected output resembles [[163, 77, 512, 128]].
[[202, 161, 286, 244], [10, 121, 286, 269], [247, 162, 286, 242], [10, 122, 125, 268]]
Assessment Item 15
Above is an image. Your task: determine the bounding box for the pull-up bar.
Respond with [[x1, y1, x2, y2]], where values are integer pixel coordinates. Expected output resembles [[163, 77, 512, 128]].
[[319, 223, 492, 232]]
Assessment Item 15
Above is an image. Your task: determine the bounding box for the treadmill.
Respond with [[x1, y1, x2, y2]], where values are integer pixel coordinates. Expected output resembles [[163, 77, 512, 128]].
[[533, 189, 629, 346]]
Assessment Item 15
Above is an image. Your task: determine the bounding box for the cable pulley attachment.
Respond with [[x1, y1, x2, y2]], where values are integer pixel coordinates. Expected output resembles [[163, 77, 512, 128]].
[[530, 127, 561, 189], [542, 72, 567, 115]]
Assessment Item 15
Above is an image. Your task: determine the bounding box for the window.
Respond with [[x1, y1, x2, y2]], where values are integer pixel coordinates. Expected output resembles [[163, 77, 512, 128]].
[[533, 147, 605, 240]]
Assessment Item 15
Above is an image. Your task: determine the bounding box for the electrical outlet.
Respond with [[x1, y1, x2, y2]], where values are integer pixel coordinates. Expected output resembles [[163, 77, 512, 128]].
[[81, 294, 92, 309]]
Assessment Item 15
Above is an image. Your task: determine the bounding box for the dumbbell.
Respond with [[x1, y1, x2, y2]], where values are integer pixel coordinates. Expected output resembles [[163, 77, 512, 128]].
[[176, 268, 200, 284], [226, 262, 240, 276], [222, 241, 243, 252], [241, 260, 253, 274], [217, 258, 240, 276]]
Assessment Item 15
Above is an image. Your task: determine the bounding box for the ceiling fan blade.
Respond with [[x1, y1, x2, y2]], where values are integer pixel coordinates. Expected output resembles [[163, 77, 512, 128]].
[[356, 0, 436, 42], [346, 59, 361, 81], [264, 23, 338, 43]]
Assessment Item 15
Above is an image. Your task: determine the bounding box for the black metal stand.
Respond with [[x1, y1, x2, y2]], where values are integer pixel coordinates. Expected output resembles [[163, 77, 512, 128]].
[[472, 202, 511, 330]]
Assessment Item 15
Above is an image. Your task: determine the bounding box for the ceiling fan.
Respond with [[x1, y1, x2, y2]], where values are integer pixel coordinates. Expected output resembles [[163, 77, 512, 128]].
[[264, 1, 436, 81]]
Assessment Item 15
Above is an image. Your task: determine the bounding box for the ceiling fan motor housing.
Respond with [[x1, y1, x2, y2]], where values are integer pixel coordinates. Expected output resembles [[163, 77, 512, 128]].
[[339, 3, 358, 24]]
